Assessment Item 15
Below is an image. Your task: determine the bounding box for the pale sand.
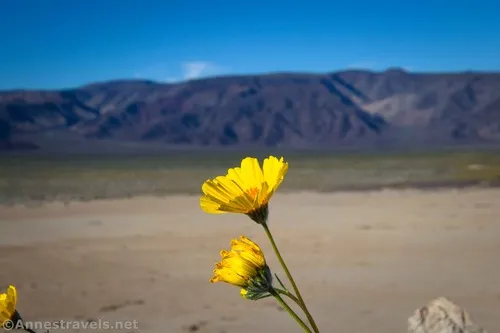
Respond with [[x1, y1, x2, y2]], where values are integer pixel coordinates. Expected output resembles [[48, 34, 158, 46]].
[[1, 188, 499, 333]]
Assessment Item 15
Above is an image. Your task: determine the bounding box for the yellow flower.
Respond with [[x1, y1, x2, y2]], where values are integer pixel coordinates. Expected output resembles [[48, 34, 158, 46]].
[[200, 156, 288, 224], [210, 236, 272, 299], [0, 285, 17, 327]]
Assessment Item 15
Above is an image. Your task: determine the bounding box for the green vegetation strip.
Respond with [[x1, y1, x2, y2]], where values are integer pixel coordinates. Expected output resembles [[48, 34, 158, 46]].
[[1, 150, 500, 205]]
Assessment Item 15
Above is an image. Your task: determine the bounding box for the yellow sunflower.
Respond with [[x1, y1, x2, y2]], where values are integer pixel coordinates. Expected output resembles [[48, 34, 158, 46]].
[[200, 156, 288, 224], [210, 236, 272, 300], [0, 285, 17, 328]]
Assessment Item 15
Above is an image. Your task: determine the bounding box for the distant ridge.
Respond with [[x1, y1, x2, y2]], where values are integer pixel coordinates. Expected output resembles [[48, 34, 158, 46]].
[[1, 69, 500, 152]]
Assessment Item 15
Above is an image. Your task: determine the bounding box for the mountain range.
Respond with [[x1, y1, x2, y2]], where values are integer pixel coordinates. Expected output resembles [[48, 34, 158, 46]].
[[1, 68, 500, 152]]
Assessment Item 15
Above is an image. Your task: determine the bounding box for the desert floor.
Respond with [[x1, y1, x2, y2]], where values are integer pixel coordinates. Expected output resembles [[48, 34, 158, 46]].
[[1, 188, 499, 333]]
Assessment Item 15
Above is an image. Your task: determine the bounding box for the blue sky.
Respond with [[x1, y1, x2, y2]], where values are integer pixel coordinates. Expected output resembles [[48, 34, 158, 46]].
[[1, 0, 500, 90]]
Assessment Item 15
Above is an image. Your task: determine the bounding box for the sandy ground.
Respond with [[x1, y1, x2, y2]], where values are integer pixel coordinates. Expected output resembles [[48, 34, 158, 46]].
[[1, 188, 499, 333]]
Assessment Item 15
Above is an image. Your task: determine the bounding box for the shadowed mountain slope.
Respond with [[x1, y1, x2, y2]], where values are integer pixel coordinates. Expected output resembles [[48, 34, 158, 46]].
[[1, 69, 499, 151]]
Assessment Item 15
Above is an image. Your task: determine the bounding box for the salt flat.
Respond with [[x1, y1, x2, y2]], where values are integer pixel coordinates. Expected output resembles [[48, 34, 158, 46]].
[[0, 188, 499, 332]]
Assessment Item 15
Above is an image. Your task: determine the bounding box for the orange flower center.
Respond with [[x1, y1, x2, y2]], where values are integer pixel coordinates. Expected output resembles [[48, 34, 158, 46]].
[[247, 187, 259, 199]]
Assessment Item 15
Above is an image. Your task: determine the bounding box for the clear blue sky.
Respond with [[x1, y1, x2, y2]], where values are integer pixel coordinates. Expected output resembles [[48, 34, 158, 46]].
[[1, 0, 499, 90]]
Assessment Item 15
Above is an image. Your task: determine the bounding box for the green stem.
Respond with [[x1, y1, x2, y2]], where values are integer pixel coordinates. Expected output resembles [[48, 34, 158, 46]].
[[263, 224, 320, 333], [12, 311, 42, 333], [24, 328, 38, 333], [271, 289, 313, 333], [275, 288, 308, 314]]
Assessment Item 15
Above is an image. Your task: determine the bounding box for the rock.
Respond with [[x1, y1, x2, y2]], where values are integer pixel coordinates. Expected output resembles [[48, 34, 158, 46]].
[[408, 297, 486, 333]]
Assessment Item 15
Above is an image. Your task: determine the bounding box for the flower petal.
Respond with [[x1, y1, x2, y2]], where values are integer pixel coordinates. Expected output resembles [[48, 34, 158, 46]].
[[263, 156, 288, 198], [199, 196, 226, 214], [0, 285, 16, 325], [231, 236, 264, 257], [210, 264, 248, 287], [202, 177, 242, 204], [5, 286, 15, 315], [228, 236, 265, 274], [200, 176, 255, 213], [240, 157, 264, 190]]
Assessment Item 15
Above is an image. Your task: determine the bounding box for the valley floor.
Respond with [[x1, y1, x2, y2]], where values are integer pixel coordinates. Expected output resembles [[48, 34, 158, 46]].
[[0, 189, 499, 332]]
